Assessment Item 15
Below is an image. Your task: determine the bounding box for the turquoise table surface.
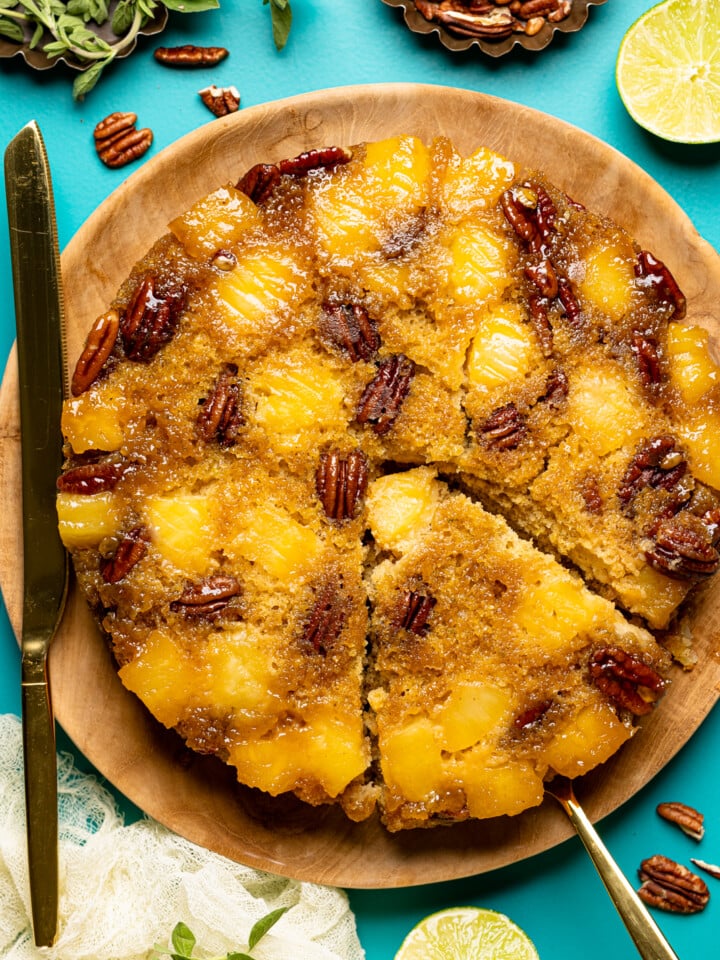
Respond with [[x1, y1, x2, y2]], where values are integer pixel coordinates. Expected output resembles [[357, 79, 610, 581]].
[[1, 1, 719, 957]]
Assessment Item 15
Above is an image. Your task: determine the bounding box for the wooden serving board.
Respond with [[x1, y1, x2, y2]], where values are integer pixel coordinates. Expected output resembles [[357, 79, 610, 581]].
[[2, 85, 720, 889]]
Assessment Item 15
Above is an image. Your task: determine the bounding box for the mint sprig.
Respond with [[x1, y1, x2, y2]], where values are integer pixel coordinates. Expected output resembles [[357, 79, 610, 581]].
[[151, 907, 290, 960]]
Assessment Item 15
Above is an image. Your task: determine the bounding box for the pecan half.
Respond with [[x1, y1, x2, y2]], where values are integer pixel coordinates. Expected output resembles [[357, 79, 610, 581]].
[[501, 182, 556, 253], [691, 859, 720, 880], [528, 293, 554, 357], [57, 460, 128, 495], [94, 112, 152, 169], [101, 526, 149, 584], [356, 354, 415, 435], [525, 258, 558, 299], [71, 308, 120, 396], [638, 855, 709, 914], [514, 699, 552, 730], [316, 450, 369, 521], [199, 84, 240, 117], [632, 331, 663, 386], [120, 275, 186, 362], [619, 437, 688, 506], [636, 250, 687, 320], [414, 1, 514, 38], [589, 646, 665, 716], [302, 583, 347, 653], [320, 302, 380, 362], [170, 575, 241, 619], [236, 162, 281, 204], [154, 44, 229, 67], [557, 277, 582, 327], [197, 364, 243, 447], [657, 801, 704, 841], [396, 589, 436, 635], [479, 402, 527, 450], [646, 511, 720, 581], [278, 146, 353, 177]]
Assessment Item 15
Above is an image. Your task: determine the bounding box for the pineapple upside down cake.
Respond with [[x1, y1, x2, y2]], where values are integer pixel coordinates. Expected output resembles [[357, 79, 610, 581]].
[[58, 135, 720, 831]]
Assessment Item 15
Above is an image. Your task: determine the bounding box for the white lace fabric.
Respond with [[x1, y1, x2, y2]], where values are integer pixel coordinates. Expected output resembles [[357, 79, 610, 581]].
[[0, 714, 365, 960]]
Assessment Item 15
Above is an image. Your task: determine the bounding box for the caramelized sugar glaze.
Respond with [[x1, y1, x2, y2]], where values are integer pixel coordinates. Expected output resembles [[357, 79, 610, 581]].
[[58, 137, 720, 831]]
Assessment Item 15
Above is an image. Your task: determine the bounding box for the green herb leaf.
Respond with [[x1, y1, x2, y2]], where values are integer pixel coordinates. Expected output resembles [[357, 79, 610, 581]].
[[71, 56, 105, 98], [110, 0, 134, 33], [226, 954, 254, 960], [0, 15, 24, 40], [247, 906, 289, 950], [171, 922, 197, 958], [29, 19, 43, 46], [268, 0, 291, 50], [162, 0, 219, 11]]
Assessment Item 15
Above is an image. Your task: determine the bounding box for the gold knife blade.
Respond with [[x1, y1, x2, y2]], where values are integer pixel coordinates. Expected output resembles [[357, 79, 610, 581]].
[[5, 120, 69, 947]]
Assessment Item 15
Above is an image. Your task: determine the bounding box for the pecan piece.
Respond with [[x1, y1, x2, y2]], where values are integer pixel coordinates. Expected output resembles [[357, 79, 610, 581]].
[[71, 308, 120, 396], [57, 460, 128, 494], [356, 354, 415, 435], [580, 475, 603, 515], [480, 402, 527, 450], [316, 450, 369, 521], [236, 162, 281, 204], [414, 1, 514, 38], [94, 112, 153, 169], [691, 859, 720, 880], [632, 331, 663, 386], [120, 275, 186, 362], [170, 575, 241, 619], [320, 302, 380, 362], [619, 436, 688, 506], [638, 855, 709, 914], [302, 583, 347, 653], [542, 367, 568, 405], [657, 801, 704, 841], [197, 364, 243, 447], [101, 526, 149, 584], [557, 277, 582, 327], [528, 293, 553, 357], [199, 84, 240, 117], [501, 183, 556, 253], [589, 646, 665, 716], [525, 258, 558, 299], [646, 511, 720, 581], [278, 146, 353, 177], [154, 44, 229, 67], [514, 699, 552, 730], [636, 250, 687, 320], [210, 249, 238, 271], [396, 589, 436, 635]]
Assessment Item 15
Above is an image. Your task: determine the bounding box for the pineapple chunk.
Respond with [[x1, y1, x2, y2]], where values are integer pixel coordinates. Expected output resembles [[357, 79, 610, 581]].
[[615, 567, 689, 631], [229, 502, 321, 579], [460, 760, 544, 818], [436, 682, 513, 753], [215, 245, 307, 327], [145, 493, 215, 575], [201, 624, 278, 715], [667, 322, 720, 406], [442, 145, 515, 216], [467, 304, 537, 390], [542, 701, 630, 778], [579, 244, 636, 321], [380, 717, 444, 802], [366, 467, 441, 553], [251, 350, 345, 437], [515, 565, 606, 654], [676, 408, 720, 490], [170, 184, 261, 259], [61, 385, 126, 454], [119, 630, 198, 728], [446, 219, 513, 306], [57, 491, 120, 549], [569, 364, 647, 456]]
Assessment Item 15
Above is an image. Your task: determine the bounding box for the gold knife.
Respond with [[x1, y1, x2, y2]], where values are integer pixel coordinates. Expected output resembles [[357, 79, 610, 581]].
[[5, 120, 69, 947]]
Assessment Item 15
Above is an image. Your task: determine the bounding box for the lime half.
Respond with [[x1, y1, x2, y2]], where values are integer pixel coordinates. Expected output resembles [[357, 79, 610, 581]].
[[616, 0, 720, 144], [394, 906, 540, 960]]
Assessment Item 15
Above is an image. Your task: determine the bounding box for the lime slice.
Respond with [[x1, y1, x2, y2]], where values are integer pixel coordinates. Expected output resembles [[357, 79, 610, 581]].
[[616, 0, 720, 144], [394, 906, 540, 960]]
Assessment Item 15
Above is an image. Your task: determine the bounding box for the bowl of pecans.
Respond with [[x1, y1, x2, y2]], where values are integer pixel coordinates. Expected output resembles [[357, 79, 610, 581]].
[[381, 0, 608, 56]]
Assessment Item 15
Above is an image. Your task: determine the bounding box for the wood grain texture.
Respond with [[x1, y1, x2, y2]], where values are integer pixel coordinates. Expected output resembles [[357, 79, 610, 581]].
[[2, 85, 720, 888]]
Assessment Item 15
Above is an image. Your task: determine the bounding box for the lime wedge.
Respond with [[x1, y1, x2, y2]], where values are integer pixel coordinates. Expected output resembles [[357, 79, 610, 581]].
[[616, 0, 720, 144], [394, 906, 540, 960]]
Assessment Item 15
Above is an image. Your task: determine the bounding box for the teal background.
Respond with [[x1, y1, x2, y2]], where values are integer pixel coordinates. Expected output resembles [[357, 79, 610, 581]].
[[1, 1, 719, 957]]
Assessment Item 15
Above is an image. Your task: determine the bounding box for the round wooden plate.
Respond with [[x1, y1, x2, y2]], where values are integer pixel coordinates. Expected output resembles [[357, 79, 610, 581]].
[[2, 84, 720, 889]]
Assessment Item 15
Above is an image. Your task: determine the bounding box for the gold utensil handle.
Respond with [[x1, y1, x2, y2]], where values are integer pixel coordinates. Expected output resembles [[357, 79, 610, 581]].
[[557, 789, 679, 960], [22, 652, 58, 947]]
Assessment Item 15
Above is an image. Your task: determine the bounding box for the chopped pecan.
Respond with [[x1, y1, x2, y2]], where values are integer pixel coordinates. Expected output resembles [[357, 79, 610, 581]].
[[646, 511, 720, 581], [94, 112, 153, 169], [320, 302, 380, 362], [638, 855, 709, 914], [414, 1, 514, 38], [316, 450, 369, 521], [278, 146, 353, 177], [101, 526, 149, 584], [170, 575, 241, 619], [514, 699, 552, 730], [236, 162, 281, 204], [210, 249, 238, 271], [480, 402, 527, 450], [657, 801, 704, 841], [557, 277, 582, 327], [619, 437, 688, 506], [356, 354, 415, 435], [525, 258, 558, 298], [518, 0, 561, 16], [589, 646, 665, 716], [632, 331, 663, 386], [199, 84, 240, 117], [636, 250, 687, 320], [502, 183, 556, 253], [57, 460, 128, 495], [528, 293, 554, 357], [154, 44, 229, 67], [302, 583, 347, 653], [542, 367, 568, 405], [397, 590, 436, 635], [120, 275, 186, 362], [691, 859, 720, 880], [580, 475, 603, 515], [382, 211, 428, 259], [71, 308, 120, 396], [197, 364, 244, 447]]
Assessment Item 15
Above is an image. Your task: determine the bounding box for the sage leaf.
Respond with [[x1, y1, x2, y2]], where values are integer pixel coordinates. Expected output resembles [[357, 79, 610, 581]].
[[0, 16, 24, 39], [171, 922, 196, 958], [268, 0, 291, 50], [71, 56, 105, 98], [247, 906, 289, 950], [162, 0, 219, 11]]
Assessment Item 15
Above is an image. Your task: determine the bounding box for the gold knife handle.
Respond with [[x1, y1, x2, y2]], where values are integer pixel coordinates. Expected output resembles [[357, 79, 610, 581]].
[[21, 643, 58, 948]]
